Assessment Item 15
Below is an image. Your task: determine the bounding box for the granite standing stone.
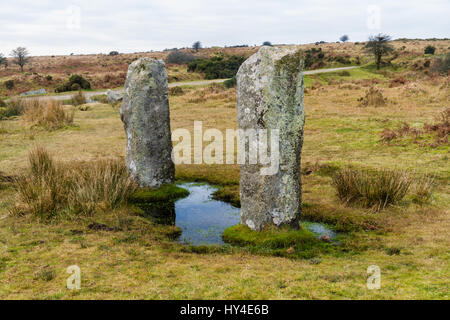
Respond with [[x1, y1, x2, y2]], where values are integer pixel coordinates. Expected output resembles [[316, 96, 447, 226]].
[[120, 58, 175, 188], [237, 46, 306, 231]]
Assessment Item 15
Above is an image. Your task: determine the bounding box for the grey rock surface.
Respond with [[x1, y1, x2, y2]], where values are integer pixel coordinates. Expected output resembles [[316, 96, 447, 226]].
[[237, 46, 306, 231], [107, 89, 124, 104], [120, 58, 175, 188], [20, 88, 46, 96]]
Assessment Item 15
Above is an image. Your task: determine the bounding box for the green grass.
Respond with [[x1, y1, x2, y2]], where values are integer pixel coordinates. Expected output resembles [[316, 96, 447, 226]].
[[0, 69, 449, 299], [129, 184, 189, 204], [223, 224, 318, 248], [306, 66, 385, 86], [223, 224, 338, 259]]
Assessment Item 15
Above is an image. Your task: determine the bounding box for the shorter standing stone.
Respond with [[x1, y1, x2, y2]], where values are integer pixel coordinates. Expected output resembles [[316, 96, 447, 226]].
[[120, 58, 175, 188]]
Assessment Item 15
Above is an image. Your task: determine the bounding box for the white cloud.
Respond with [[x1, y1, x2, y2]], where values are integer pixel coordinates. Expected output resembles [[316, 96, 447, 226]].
[[0, 0, 448, 56]]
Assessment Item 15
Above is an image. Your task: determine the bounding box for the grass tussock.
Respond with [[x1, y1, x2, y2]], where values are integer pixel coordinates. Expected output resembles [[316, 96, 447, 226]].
[[90, 94, 108, 104], [332, 167, 413, 211], [168, 86, 185, 96], [358, 86, 387, 107], [71, 90, 87, 106], [411, 175, 436, 204], [13, 146, 137, 220], [23, 99, 74, 130], [0, 98, 25, 119]]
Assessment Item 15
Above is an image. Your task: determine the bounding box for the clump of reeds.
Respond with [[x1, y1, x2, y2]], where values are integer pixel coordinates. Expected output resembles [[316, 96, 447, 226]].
[[13, 146, 137, 220]]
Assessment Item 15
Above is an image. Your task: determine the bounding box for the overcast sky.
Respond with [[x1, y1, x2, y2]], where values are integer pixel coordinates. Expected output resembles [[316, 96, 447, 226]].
[[0, 0, 449, 56]]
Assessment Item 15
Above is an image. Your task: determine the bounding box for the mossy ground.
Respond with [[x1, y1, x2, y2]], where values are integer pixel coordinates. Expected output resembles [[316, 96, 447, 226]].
[[129, 184, 190, 204], [223, 224, 339, 260], [0, 44, 449, 298]]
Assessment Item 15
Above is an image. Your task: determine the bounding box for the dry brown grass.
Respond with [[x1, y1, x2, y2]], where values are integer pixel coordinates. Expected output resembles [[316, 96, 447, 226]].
[[358, 86, 387, 107], [332, 167, 413, 211], [22, 98, 74, 130], [381, 108, 449, 147], [0, 66, 449, 299], [186, 83, 235, 104], [70, 90, 87, 106], [411, 175, 436, 204], [13, 146, 137, 220]]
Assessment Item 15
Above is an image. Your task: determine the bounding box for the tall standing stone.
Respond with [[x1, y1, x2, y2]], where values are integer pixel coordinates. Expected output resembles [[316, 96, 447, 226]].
[[237, 46, 306, 231], [120, 58, 175, 188]]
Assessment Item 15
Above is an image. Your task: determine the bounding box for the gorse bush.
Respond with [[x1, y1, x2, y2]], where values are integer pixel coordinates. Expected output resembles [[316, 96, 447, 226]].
[[4, 80, 14, 90], [13, 147, 137, 220], [424, 45, 436, 55], [22, 99, 74, 130], [166, 50, 197, 64], [188, 55, 246, 80], [332, 167, 413, 211], [55, 74, 91, 93]]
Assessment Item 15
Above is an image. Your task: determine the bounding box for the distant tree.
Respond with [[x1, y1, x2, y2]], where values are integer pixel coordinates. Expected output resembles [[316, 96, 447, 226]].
[[424, 45, 436, 55], [109, 51, 120, 56], [10, 47, 30, 72], [193, 41, 202, 52], [0, 54, 7, 69], [364, 34, 395, 70], [340, 35, 349, 42], [263, 41, 272, 46]]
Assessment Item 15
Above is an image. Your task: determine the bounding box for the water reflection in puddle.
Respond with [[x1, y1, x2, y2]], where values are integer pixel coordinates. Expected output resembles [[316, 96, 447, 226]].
[[175, 183, 240, 245], [141, 182, 338, 246]]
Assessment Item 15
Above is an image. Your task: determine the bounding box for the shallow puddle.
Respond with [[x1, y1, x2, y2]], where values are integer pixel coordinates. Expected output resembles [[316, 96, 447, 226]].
[[303, 222, 338, 240], [175, 183, 240, 245], [141, 182, 338, 246]]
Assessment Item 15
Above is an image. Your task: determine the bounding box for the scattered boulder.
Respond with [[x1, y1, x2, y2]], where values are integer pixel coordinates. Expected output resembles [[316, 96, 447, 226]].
[[20, 88, 46, 96], [237, 46, 306, 231], [120, 58, 175, 188], [107, 89, 124, 104]]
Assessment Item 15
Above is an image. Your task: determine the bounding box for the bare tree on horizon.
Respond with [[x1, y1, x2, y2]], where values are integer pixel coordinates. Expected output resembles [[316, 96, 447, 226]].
[[193, 41, 202, 52], [11, 47, 30, 72], [340, 35, 349, 42]]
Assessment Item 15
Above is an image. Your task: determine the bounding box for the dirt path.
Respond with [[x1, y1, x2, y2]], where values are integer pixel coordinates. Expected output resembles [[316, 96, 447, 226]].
[[15, 66, 358, 102]]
